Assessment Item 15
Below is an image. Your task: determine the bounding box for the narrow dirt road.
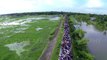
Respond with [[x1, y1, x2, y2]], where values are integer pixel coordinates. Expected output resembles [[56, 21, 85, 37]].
[[39, 18, 63, 60]]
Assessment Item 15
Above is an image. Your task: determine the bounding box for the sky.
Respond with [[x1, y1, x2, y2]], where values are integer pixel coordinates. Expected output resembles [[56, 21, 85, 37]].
[[0, 0, 107, 15]]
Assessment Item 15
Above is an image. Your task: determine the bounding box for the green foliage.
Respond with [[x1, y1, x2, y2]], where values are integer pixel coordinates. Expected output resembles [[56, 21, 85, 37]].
[[72, 31, 94, 60], [0, 15, 60, 60], [51, 16, 64, 60], [51, 27, 63, 60], [69, 16, 76, 32], [72, 29, 85, 39], [72, 14, 107, 31], [69, 17, 94, 60], [49, 28, 56, 40]]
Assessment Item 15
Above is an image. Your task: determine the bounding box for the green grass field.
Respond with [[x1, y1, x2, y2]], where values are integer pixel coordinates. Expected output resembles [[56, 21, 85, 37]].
[[0, 15, 60, 60]]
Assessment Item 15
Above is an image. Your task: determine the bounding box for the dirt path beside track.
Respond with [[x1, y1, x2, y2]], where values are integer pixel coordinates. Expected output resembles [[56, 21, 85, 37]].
[[39, 18, 63, 60]]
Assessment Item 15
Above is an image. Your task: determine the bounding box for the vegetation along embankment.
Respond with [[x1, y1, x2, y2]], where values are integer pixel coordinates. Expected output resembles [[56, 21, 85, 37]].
[[68, 15, 94, 60]]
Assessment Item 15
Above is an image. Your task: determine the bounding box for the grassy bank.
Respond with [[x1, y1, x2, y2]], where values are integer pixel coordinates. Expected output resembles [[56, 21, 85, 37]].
[[69, 16, 94, 60], [51, 16, 64, 60]]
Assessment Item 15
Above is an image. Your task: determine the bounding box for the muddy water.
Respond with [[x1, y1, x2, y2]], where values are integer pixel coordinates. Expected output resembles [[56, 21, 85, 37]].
[[79, 22, 107, 60]]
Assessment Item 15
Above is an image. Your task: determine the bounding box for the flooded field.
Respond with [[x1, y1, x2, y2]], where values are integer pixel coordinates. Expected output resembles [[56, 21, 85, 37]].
[[0, 15, 60, 60], [79, 22, 107, 60], [5, 41, 30, 56]]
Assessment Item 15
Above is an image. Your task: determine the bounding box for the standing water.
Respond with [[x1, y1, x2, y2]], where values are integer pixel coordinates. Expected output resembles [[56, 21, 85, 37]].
[[79, 22, 107, 60]]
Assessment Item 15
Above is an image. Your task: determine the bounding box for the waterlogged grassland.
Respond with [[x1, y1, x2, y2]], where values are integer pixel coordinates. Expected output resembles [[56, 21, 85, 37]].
[[0, 15, 60, 60]]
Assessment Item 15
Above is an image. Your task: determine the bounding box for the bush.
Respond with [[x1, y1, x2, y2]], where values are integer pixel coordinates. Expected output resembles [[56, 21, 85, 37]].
[[69, 17, 94, 60]]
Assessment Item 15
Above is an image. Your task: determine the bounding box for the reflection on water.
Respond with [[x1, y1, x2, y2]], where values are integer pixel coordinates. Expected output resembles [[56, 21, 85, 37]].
[[79, 22, 107, 60]]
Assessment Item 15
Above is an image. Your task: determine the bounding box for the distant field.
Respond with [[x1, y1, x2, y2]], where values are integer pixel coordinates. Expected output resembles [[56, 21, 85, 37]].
[[0, 15, 60, 60]]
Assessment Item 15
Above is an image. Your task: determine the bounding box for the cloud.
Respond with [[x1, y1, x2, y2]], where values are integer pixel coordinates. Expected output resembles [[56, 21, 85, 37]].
[[59, 0, 75, 7], [0, 0, 76, 14], [86, 0, 103, 8], [45, 0, 54, 5], [0, 0, 106, 14], [0, 0, 39, 14], [38, 0, 76, 8]]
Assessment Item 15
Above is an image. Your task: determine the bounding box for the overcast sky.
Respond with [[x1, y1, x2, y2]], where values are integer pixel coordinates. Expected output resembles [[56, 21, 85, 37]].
[[0, 0, 107, 15]]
